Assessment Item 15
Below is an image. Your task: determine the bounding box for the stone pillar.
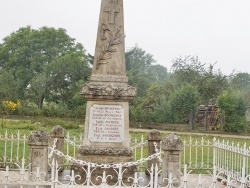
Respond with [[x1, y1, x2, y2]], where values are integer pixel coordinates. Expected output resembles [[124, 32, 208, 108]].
[[146, 129, 161, 175], [161, 133, 183, 187], [49, 125, 65, 172], [28, 130, 48, 181]]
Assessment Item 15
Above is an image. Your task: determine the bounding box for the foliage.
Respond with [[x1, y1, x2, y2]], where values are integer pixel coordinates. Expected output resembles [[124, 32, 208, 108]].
[[0, 70, 21, 101], [0, 27, 249, 129], [126, 45, 169, 97], [168, 84, 201, 124], [2, 100, 21, 114], [130, 81, 175, 123], [171, 56, 229, 104], [230, 72, 250, 91], [18, 100, 86, 119], [217, 90, 247, 132], [230, 72, 250, 106], [0, 26, 90, 109]]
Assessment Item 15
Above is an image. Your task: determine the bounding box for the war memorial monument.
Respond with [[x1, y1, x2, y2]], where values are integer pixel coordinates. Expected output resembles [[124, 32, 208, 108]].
[[74, 0, 136, 184]]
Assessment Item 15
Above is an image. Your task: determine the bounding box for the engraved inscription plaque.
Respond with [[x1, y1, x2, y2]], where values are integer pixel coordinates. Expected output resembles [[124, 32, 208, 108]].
[[31, 148, 44, 169], [88, 104, 124, 142]]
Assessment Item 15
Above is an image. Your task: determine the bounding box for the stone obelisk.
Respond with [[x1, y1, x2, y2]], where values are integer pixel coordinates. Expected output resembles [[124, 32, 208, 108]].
[[77, 0, 136, 180]]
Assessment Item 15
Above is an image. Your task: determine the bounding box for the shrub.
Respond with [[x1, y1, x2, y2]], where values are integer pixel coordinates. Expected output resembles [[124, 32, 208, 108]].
[[217, 90, 247, 132], [168, 84, 201, 124], [2, 100, 21, 114]]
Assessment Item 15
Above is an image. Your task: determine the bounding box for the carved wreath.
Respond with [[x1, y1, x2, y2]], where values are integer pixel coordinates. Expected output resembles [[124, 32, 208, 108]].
[[96, 26, 122, 69]]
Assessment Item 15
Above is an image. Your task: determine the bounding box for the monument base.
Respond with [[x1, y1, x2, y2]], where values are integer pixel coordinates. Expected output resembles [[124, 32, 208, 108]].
[[72, 151, 137, 186]]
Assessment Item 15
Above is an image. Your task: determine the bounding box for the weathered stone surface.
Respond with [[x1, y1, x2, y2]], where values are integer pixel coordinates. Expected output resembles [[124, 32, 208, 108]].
[[81, 82, 136, 100], [49, 125, 65, 172], [28, 130, 48, 146], [77, 0, 136, 185], [81, 0, 136, 102], [161, 133, 183, 187], [50, 125, 65, 138], [78, 146, 133, 156], [162, 133, 183, 151], [88, 104, 124, 143], [90, 75, 128, 83], [147, 129, 162, 141], [146, 130, 162, 175], [28, 130, 48, 182], [82, 101, 130, 148], [92, 0, 126, 76]]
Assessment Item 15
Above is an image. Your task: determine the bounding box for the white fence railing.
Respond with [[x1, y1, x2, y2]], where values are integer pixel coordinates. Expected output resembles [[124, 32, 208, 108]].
[[214, 139, 250, 182], [183, 137, 214, 169], [0, 131, 28, 167], [0, 159, 249, 188], [1, 131, 250, 182]]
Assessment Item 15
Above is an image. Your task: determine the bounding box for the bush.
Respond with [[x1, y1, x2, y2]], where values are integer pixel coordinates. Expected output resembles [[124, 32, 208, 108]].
[[217, 90, 247, 132], [18, 101, 41, 116], [17, 100, 86, 119], [168, 84, 201, 124], [42, 102, 69, 117]]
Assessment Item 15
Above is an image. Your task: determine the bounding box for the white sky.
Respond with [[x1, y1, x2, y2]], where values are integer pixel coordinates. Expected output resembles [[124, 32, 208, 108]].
[[0, 0, 250, 75]]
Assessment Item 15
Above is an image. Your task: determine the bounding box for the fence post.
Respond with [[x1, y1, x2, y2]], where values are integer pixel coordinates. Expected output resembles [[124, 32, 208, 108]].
[[161, 133, 183, 187], [146, 129, 162, 175], [49, 125, 65, 172], [220, 109, 225, 131], [189, 109, 195, 130], [205, 111, 208, 131], [240, 143, 247, 187], [28, 130, 49, 182]]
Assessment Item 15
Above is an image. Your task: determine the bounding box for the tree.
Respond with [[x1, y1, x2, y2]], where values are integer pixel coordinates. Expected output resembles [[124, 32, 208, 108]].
[[198, 67, 229, 104], [28, 72, 48, 109], [171, 56, 205, 87], [0, 26, 90, 109], [126, 45, 170, 96], [171, 56, 228, 104], [217, 90, 247, 132], [168, 84, 201, 124], [126, 45, 172, 122], [230, 72, 250, 91], [130, 81, 175, 123], [47, 51, 90, 105], [0, 70, 21, 101]]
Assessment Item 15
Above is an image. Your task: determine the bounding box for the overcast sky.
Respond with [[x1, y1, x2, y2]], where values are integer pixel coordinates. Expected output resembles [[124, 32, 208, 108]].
[[1, 0, 250, 75]]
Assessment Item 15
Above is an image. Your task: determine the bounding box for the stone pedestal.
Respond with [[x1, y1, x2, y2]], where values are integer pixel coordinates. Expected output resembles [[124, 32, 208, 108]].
[[76, 101, 136, 185], [161, 133, 183, 187], [49, 125, 65, 172], [28, 130, 48, 182], [146, 129, 162, 175]]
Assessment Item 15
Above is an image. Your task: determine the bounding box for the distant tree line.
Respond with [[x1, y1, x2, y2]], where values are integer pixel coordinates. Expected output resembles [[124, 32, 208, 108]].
[[0, 26, 249, 132]]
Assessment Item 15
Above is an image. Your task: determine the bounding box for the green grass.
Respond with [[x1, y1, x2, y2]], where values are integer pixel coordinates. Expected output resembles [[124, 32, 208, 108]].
[[0, 116, 82, 135]]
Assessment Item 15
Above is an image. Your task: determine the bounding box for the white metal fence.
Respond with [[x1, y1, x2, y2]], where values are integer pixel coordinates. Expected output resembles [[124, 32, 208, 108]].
[[0, 131, 28, 167], [1, 130, 250, 187], [214, 139, 250, 182], [0, 158, 249, 188]]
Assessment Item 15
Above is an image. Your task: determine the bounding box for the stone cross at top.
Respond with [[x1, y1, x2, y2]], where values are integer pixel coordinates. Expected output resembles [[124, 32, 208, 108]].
[[105, 0, 120, 24]]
